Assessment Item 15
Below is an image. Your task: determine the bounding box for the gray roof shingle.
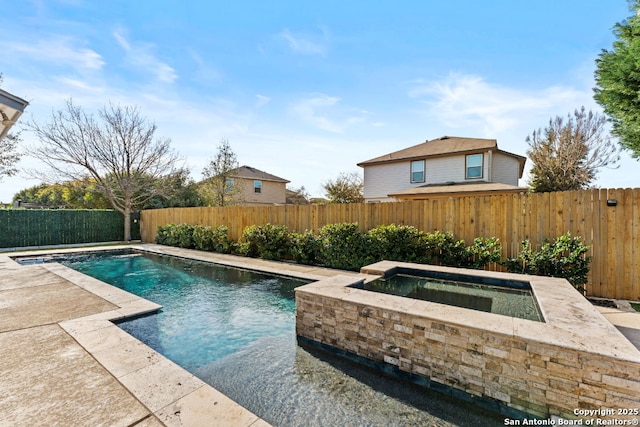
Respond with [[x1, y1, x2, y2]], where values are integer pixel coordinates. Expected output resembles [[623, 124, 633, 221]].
[[358, 136, 515, 166], [232, 165, 290, 183]]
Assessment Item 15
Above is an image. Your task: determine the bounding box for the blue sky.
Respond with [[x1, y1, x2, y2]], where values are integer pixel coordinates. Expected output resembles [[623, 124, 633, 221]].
[[0, 0, 637, 203]]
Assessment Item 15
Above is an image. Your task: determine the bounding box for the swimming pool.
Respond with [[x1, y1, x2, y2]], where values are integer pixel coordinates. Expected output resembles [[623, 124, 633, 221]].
[[28, 249, 503, 426]]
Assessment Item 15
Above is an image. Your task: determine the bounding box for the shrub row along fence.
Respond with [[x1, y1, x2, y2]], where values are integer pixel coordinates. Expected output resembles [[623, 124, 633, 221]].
[[140, 188, 640, 300], [0, 210, 140, 248], [156, 222, 589, 292]]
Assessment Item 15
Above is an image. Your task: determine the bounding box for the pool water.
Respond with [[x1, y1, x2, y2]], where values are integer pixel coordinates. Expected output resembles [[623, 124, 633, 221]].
[[61, 251, 300, 370], [50, 250, 504, 427], [359, 273, 542, 321]]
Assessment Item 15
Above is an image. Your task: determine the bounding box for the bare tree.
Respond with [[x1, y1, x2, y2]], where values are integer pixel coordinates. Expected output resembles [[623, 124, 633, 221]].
[[27, 100, 180, 240], [286, 185, 310, 204], [526, 107, 620, 192], [323, 171, 364, 203], [200, 139, 241, 206]]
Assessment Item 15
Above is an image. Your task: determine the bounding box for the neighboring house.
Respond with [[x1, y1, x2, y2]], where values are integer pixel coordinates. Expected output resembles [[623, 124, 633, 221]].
[[357, 136, 526, 202], [0, 88, 29, 141], [227, 165, 290, 205]]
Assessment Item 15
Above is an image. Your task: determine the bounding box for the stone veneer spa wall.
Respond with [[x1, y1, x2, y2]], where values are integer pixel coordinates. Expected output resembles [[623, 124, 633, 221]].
[[295, 261, 640, 421]]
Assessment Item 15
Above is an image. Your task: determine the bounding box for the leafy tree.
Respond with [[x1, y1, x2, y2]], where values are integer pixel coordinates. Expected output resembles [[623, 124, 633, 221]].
[[142, 168, 205, 209], [13, 183, 63, 207], [63, 178, 112, 209], [0, 132, 22, 181], [526, 107, 620, 192], [26, 100, 180, 240], [200, 139, 241, 206], [322, 171, 364, 203], [0, 74, 23, 181], [594, 1, 640, 158], [13, 180, 110, 209], [15, 170, 202, 210]]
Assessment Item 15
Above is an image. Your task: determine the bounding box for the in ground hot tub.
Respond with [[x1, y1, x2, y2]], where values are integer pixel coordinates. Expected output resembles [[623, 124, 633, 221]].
[[351, 268, 542, 322], [295, 260, 640, 422]]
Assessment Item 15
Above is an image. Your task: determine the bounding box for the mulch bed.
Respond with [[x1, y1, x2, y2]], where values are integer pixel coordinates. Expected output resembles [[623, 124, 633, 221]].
[[587, 297, 617, 308]]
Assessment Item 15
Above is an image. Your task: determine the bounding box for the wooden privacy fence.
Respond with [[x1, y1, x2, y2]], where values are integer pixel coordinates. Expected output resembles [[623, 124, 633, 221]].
[[140, 188, 640, 300]]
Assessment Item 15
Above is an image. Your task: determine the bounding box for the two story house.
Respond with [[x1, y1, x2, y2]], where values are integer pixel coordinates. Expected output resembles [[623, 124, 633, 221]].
[[357, 136, 526, 202], [227, 165, 290, 205]]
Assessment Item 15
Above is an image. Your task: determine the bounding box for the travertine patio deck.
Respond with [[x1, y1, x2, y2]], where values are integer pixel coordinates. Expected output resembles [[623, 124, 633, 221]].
[[0, 243, 638, 425]]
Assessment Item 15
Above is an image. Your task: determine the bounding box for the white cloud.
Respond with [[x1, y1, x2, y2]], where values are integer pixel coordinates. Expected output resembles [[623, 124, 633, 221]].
[[278, 27, 328, 56], [55, 76, 105, 93], [404, 72, 617, 187], [408, 73, 586, 136], [0, 36, 104, 71], [255, 94, 271, 108], [113, 28, 178, 84], [186, 48, 223, 84], [290, 94, 368, 133]]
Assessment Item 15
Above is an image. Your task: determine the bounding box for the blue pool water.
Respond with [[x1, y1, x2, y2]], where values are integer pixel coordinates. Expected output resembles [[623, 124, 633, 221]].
[[60, 250, 300, 371], [44, 249, 504, 427]]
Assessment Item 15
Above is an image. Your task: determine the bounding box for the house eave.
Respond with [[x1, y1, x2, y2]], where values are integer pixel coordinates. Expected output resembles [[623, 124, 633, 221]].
[[0, 88, 29, 141], [388, 182, 527, 200]]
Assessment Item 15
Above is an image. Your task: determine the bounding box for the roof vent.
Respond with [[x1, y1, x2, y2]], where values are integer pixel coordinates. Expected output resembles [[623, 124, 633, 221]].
[[439, 135, 449, 140]]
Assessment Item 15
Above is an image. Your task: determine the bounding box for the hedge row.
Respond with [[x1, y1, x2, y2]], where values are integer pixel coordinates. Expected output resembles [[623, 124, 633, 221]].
[[0, 209, 140, 248], [155, 222, 591, 290]]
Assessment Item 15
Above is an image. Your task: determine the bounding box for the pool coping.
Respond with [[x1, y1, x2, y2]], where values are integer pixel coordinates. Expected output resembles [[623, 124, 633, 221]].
[[355, 261, 640, 363], [2, 243, 370, 427]]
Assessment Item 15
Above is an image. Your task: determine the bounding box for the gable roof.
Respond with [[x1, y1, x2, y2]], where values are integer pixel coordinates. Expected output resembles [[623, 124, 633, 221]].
[[231, 165, 290, 183], [357, 136, 520, 166]]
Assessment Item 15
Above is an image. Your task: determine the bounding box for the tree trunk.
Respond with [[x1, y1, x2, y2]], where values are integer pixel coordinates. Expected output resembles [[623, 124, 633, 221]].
[[123, 206, 131, 242]]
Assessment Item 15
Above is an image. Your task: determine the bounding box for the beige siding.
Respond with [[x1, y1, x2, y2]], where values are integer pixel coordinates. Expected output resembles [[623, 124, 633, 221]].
[[364, 151, 520, 202], [363, 163, 417, 202], [236, 178, 286, 205], [491, 151, 520, 186], [424, 155, 466, 183], [363, 153, 491, 202]]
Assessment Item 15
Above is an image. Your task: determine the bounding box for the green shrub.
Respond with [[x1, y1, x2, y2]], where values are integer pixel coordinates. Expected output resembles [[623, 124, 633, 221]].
[[503, 232, 591, 292], [192, 225, 232, 253], [367, 224, 428, 262], [318, 222, 375, 271], [175, 223, 196, 248], [459, 237, 503, 269], [239, 223, 291, 260], [155, 223, 179, 246], [156, 221, 506, 274], [290, 230, 322, 265], [422, 230, 467, 266], [155, 224, 169, 245]]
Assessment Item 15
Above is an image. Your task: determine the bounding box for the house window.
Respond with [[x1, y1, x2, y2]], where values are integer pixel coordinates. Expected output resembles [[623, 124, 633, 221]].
[[224, 178, 234, 192], [410, 160, 425, 183], [254, 180, 262, 194], [466, 154, 483, 179]]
